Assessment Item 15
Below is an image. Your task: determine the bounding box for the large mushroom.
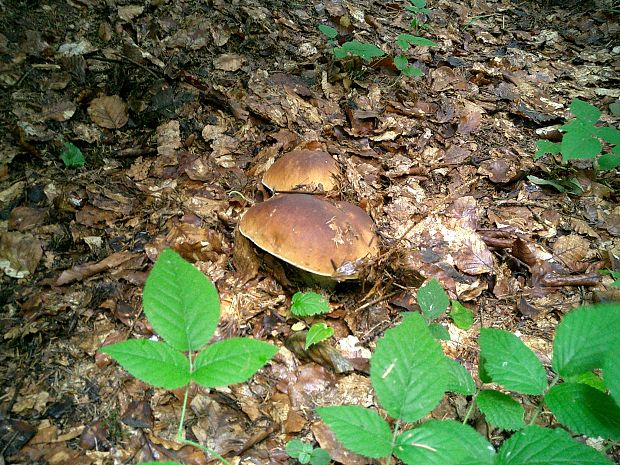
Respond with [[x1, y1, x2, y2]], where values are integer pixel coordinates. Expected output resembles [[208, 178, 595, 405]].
[[238, 194, 379, 286], [262, 149, 340, 193]]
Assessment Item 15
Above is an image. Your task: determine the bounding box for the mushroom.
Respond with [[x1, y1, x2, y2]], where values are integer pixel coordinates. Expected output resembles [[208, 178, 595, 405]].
[[238, 194, 379, 286], [262, 149, 340, 193]]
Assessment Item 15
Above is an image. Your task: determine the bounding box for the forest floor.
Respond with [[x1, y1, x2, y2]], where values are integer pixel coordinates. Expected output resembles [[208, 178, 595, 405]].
[[1, 0, 619, 463]]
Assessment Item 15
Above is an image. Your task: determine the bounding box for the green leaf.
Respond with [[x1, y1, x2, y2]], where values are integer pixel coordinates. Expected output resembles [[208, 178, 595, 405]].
[[597, 149, 620, 171], [395, 420, 495, 465], [429, 323, 450, 341], [394, 54, 409, 71], [496, 425, 613, 465], [604, 344, 620, 406], [609, 101, 620, 117], [479, 328, 547, 395], [527, 175, 574, 194], [143, 248, 220, 352], [449, 300, 474, 330], [534, 140, 561, 159], [570, 98, 601, 124], [305, 323, 334, 350], [410, 0, 427, 9], [395, 33, 437, 50], [286, 440, 313, 463], [561, 122, 602, 160], [544, 382, 620, 440], [401, 65, 424, 77], [100, 339, 190, 389], [335, 40, 385, 61], [370, 312, 449, 422], [192, 338, 278, 388], [445, 359, 476, 395], [595, 125, 620, 145], [316, 405, 392, 458], [60, 142, 85, 168], [417, 279, 450, 320], [565, 371, 607, 392], [476, 390, 525, 431], [291, 292, 331, 317], [552, 303, 620, 377], [318, 24, 338, 39], [310, 448, 331, 465]]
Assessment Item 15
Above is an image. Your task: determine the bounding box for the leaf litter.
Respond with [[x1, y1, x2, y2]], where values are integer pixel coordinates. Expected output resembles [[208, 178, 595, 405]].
[[0, 0, 619, 463]]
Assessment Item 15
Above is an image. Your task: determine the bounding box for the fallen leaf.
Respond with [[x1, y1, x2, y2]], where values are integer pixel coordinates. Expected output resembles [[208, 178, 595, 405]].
[[87, 95, 128, 129]]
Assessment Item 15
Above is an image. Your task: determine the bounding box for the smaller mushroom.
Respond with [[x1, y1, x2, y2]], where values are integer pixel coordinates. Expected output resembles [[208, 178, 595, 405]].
[[262, 149, 340, 193], [238, 194, 378, 286]]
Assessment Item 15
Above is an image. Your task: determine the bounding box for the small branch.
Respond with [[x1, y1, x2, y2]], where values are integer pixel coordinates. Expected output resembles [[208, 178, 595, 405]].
[[462, 390, 480, 425], [528, 373, 560, 425]]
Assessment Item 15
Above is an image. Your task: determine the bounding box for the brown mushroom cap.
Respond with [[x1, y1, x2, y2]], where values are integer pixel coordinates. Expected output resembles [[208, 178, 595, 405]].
[[262, 149, 340, 192], [238, 194, 379, 278]]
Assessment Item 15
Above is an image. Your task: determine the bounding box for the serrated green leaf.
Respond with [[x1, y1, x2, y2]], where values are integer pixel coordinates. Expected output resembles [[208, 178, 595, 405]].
[[545, 382, 620, 440], [291, 292, 331, 317], [476, 390, 525, 431], [562, 123, 602, 160], [336, 40, 385, 61], [429, 322, 450, 340], [603, 344, 620, 406], [395, 420, 495, 465], [496, 425, 613, 465], [192, 338, 278, 387], [534, 140, 561, 159], [316, 405, 392, 458], [318, 24, 338, 39], [449, 300, 474, 330], [401, 65, 424, 77], [552, 303, 620, 377], [395, 33, 437, 50], [479, 328, 547, 395], [60, 142, 85, 168], [310, 448, 331, 465], [595, 125, 620, 145], [394, 54, 409, 70], [417, 279, 450, 320], [445, 358, 476, 395], [305, 323, 334, 350], [570, 98, 601, 124], [371, 312, 449, 422], [100, 339, 190, 389], [410, 0, 427, 9], [143, 248, 220, 352], [597, 150, 620, 170], [286, 439, 313, 463], [565, 371, 607, 392]]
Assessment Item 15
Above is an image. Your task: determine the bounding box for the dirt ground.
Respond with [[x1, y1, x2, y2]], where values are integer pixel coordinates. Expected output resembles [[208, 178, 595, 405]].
[[1, 0, 619, 463]]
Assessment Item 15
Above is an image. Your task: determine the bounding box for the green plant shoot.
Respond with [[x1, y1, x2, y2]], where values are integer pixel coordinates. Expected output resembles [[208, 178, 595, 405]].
[[60, 141, 85, 168]]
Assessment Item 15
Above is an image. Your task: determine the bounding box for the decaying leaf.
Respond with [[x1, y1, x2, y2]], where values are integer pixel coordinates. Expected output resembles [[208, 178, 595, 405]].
[[87, 95, 129, 129]]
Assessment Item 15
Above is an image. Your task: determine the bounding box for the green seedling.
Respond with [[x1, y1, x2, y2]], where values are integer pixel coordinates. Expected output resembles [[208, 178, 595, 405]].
[[60, 141, 85, 168], [100, 248, 278, 465], [305, 323, 334, 350], [449, 300, 474, 330], [600, 269, 620, 287], [535, 98, 620, 170], [286, 439, 331, 465], [317, 294, 620, 464], [291, 291, 331, 317], [405, 0, 432, 32]]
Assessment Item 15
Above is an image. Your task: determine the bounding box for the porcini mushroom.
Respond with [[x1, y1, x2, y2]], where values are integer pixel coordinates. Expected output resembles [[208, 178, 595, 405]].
[[238, 194, 378, 285], [262, 149, 340, 193]]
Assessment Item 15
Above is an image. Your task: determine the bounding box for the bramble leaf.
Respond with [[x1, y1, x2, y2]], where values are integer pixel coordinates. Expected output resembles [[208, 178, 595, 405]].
[[604, 344, 620, 406], [479, 328, 547, 395], [598, 150, 620, 170], [429, 322, 450, 340], [318, 24, 338, 39], [394, 54, 409, 70], [100, 339, 190, 389], [370, 312, 449, 422], [143, 248, 220, 351], [496, 425, 612, 465], [595, 125, 620, 145], [60, 142, 85, 168], [561, 121, 602, 160], [449, 300, 474, 330], [310, 448, 331, 465], [417, 278, 450, 320], [192, 338, 278, 387], [544, 382, 620, 441], [334, 40, 385, 61], [395, 420, 495, 465], [316, 405, 392, 458], [445, 359, 476, 395], [534, 140, 561, 159], [570, 98, 601, 124], [286, 439, 313, 463], [552, 303, 620, 377], [476, 390, 525, 431], [305, 323, 334, 350], [291, 292, 331, 317], [396, 33, 437, 50]]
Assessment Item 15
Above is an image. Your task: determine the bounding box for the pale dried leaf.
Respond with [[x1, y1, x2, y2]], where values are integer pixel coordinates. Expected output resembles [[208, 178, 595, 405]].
[[569, 218, 600, 238], [87, 95, 128, 129], [455, 232, 494, 275], [553, 234, 589, 270]]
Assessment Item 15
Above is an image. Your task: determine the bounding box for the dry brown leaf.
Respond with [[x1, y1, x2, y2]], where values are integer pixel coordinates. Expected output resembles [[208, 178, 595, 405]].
[[553, 234, 589, 271], [0, 231, 43, 278], [87, 95, 128, 129], [569, 217, 600, 238], [56, 251, 137, 285], [455, 233, 494, 275], [214, 53, 245, 71]]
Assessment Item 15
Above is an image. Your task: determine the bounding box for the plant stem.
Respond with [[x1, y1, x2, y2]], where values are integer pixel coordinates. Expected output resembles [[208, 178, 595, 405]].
[[384, 419, 402, 465], [462, 390, 479, 425], [528, 373, 560, 426], [175, 352, 233, 465]]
